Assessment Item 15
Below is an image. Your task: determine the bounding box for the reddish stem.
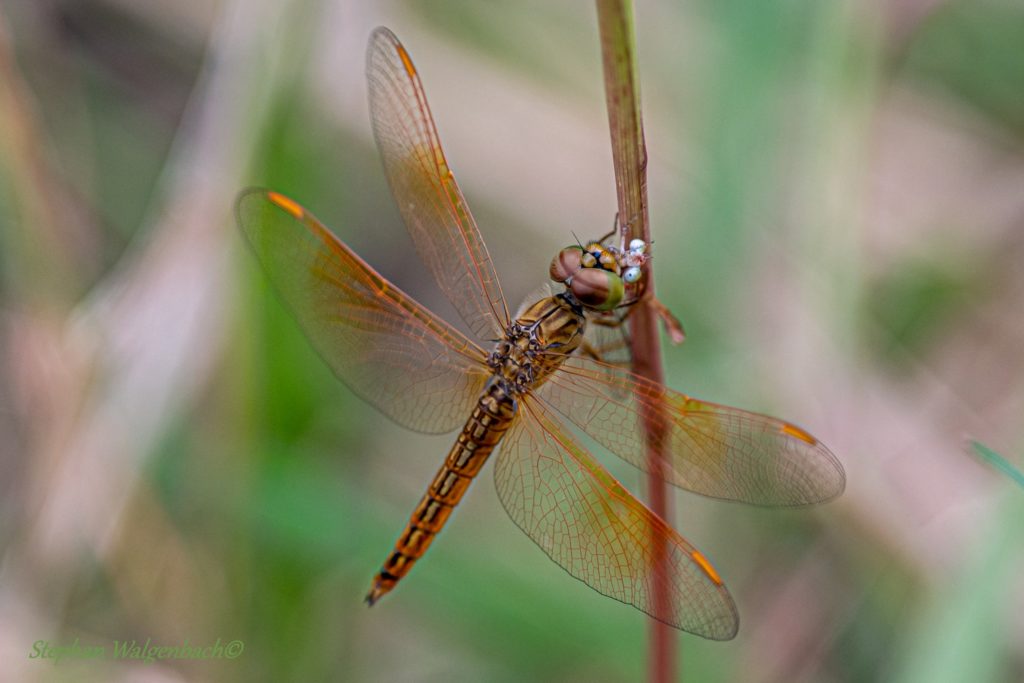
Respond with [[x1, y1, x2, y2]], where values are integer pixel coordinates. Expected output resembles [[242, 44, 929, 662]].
[[594, 2, 677, 681]]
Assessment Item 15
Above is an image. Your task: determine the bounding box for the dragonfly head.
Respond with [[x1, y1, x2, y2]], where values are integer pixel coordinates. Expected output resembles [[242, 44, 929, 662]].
[[549, 245, 625, 311]]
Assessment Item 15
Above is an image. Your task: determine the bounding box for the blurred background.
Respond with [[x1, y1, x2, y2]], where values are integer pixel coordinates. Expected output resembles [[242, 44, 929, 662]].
[[2, 0, 1023, 681]]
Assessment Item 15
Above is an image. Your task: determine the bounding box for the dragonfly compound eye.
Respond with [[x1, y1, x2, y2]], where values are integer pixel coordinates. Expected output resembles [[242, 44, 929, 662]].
[[598, 249, 619, 273], [550, 245, 584, 283], [569, 267, 624, 311]]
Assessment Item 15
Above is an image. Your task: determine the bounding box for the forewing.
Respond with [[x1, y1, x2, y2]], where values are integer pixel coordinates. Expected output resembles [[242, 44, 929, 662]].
[[494, 396, 739, 639], [538, 356, 845, 505], [366, 27, 509, 342], [236, 188, 489, 434]]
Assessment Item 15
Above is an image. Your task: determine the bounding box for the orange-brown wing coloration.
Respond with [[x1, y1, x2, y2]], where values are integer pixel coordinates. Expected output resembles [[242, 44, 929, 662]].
[[495, 396, 739, 640], [538, 355, 845, 506], [366, 27, 509, 343], [236, 188, 489, 434]]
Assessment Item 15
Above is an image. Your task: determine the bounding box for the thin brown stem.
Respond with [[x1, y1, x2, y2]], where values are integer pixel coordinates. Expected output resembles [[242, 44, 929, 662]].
[[595, 2, 676, 682]]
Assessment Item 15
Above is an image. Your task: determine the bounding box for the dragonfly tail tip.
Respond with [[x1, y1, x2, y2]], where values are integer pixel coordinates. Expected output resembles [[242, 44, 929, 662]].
[[365, 582, 389, 607]]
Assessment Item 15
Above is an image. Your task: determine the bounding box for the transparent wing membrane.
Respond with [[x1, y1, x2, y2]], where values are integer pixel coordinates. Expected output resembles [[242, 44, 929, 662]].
[[237, 189, 489, 434], [539, 355, 845, 506], [366, 27, 509, 342], [495, 397, 739, 639]]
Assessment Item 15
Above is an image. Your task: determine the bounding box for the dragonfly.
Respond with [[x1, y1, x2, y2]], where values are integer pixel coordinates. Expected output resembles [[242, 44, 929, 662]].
[[236, 27, 844, 640]]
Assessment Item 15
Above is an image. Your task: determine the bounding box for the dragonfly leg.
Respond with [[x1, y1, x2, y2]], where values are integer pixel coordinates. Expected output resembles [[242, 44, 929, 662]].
[[647, 294, 686, 344]]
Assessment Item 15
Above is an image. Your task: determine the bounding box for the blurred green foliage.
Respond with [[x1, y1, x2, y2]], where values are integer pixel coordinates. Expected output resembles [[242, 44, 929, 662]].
[[903, 1, 1024, 132], [866, 253, 980, 370]]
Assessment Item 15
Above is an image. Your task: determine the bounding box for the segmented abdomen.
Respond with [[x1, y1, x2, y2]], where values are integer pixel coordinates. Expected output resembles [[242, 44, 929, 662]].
[[365, 383, 515, 605]]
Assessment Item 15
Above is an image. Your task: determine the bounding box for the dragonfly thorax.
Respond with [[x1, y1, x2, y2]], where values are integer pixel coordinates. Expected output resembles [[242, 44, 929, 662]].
[[487, 295, 585, 395]]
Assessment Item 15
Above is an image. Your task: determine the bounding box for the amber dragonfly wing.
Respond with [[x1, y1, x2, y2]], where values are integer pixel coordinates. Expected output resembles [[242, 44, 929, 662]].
[[495, 395, 739, 640], [366, 27, 509, 343], [236, 188, 490, 434], [537, 355, 845, 506]]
